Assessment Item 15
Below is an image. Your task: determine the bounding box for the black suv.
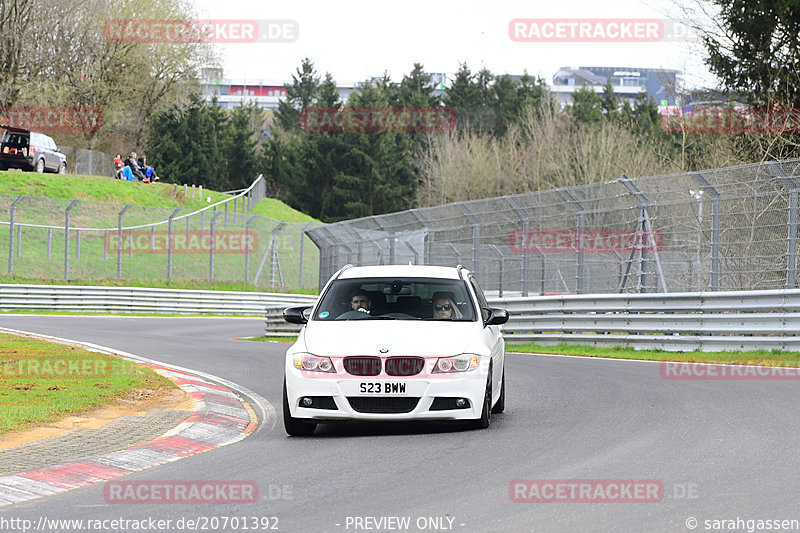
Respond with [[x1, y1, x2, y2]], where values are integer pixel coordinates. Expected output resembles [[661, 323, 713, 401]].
[[0, 126, 67, 173]]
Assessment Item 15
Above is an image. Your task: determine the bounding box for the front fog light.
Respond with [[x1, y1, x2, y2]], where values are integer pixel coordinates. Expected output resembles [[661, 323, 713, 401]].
[[301, 397, 313, 407], [455, 398, 466, 408]]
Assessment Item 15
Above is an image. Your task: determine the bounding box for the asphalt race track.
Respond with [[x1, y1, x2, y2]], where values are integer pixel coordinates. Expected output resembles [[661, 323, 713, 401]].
[[0, 316, 799, 533]]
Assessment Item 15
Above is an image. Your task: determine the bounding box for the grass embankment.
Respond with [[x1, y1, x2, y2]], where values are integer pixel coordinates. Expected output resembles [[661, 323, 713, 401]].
[[0, 171, 321, 291], [0, 333, 174, 433], [0, 169, 317, 222]]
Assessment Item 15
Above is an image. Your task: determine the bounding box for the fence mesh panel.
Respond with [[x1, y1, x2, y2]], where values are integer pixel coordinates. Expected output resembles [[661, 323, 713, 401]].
[[308, 159, 800, 295], [0, 176, 321, 290]]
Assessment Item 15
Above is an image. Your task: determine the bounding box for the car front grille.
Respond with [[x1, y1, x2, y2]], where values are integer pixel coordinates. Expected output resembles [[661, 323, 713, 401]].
[[385, 357, 424, 376], [347, 397, 420, 414], [343, 356, 382, 376]]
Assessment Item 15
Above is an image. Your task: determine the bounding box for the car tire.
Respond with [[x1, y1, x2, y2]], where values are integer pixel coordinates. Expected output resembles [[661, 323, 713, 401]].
[[35, 158, 45, 173], [468, 364, 492, 430], [283, 380, 316, 436], [58, 162, 66, 174], [491, 367, 505, 414]]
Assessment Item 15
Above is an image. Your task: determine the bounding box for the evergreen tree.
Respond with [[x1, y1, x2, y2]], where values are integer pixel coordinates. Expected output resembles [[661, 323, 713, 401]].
[[569, 86, 604, 125], [274, 58, 320, 131]]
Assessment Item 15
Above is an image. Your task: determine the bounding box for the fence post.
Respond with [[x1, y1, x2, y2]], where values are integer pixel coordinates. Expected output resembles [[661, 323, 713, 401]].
[[167, 208, 181, 281], [209, 212, 222, 283], [768, 162, 799, 288], [557, 189, 586, 294], [117, 204, 132, 279], [490, 245, 504, 296], [75, 230, 80, 260], [299, 222, 313, 287], [7, 196, 24, 274], [245, 215, 259, 283], [254, 222, 285, 285], [224, 202, 228, 226], [690, 172, 721, 291], [64, 199, 79, 281], [506, 197, 532, 296], [409, 209, 433, 265], [372, 217, 396, 264], [47, 228, 52, 259], [619, 177, 667, 293], [458, 204, 481, 275]]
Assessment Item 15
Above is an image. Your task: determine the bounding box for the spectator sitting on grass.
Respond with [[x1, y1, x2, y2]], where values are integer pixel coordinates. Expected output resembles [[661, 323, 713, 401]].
[[126, 152, 146, 181]]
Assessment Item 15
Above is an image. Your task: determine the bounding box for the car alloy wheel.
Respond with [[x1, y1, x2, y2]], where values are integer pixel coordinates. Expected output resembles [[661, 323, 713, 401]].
[[35, 158, 45, 173], [58, 162, 66, 174], [469, 364, 492, 429], [491, 367, 505, 414]]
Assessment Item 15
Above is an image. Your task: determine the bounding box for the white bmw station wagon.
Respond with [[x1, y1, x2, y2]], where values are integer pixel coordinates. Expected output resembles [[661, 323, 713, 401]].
[[282, 264, 508, 436]]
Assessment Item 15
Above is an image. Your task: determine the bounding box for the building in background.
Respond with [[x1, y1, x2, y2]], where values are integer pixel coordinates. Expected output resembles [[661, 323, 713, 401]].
[[200, 66, 683, 112], [550, 66, 682, 108]]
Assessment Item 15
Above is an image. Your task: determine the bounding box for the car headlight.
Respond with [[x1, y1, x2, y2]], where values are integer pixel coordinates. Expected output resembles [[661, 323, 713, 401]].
[[432, 355, 479, 373], [293, 354, 336, 373]]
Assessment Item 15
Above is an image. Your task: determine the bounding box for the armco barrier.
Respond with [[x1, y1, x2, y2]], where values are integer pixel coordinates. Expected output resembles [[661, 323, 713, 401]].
[[494, 289, 800, 352], [0, 284, 317, 314], [264, 289, 800, 351]]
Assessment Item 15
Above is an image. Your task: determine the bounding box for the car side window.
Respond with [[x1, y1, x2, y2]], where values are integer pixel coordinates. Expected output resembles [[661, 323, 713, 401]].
[[469, 276, 490, 322]]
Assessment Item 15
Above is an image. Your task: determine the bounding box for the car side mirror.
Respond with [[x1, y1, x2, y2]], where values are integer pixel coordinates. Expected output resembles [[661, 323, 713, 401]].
[[483, 307, 509, 326], [283, 306, 311, 324]]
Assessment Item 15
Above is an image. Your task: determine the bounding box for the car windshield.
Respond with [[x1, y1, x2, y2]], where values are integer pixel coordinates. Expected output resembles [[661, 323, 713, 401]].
[[313, 277, 476, 321]]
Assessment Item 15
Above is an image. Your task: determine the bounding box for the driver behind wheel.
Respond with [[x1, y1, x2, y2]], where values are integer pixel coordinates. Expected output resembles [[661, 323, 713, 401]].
[[350, 290, 372, 314]]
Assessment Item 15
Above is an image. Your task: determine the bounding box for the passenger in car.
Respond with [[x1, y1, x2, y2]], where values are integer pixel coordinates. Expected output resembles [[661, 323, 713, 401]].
[[432, 292, 463, 319]]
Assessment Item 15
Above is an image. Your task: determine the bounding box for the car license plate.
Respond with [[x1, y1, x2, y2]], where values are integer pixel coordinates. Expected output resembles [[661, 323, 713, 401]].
[[359, 382, 407, 394]]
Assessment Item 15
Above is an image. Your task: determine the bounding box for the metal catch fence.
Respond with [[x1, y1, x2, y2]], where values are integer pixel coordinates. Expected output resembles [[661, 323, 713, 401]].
[[0, 176, 321, 290], [308, 159, 800, 295]]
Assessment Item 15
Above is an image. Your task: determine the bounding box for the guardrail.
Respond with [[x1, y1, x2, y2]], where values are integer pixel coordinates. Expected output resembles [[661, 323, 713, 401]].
[[0, 284, 317, 315], [264, 289, 800, 351]]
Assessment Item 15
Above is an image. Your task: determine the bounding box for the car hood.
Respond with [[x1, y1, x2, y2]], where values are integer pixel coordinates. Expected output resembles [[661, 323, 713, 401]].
[[301, 320, 484, 357]]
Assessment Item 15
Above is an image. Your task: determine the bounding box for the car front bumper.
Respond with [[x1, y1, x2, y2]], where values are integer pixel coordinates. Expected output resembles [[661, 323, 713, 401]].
[[285, 358, 489, 422]]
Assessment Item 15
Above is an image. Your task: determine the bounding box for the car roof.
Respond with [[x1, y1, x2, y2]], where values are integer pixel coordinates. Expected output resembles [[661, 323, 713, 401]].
[[337, 264, 466, 280], [0, 125, 30, 134]]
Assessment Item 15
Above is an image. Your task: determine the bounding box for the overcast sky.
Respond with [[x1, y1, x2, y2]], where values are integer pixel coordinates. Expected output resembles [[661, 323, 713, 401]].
[[189, 0, 717, 90]]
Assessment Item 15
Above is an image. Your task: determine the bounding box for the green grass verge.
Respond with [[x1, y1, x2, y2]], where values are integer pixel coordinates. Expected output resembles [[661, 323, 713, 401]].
[[0, 169, 229, 209], [0, 333, 175, 433], [239, 336, 298, 343], [0, 169, 315, 222], [0, 275, 319, 294], [507, 342, 800, 366]]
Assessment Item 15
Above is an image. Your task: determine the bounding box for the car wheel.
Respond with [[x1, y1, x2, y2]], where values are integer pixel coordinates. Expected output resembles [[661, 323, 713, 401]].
[[491, 367, 505, 414], [35, 158, 45, 173], [58, 162, 66, 174], [468, 364, 492, 430], [283, 380, 316, 436]]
